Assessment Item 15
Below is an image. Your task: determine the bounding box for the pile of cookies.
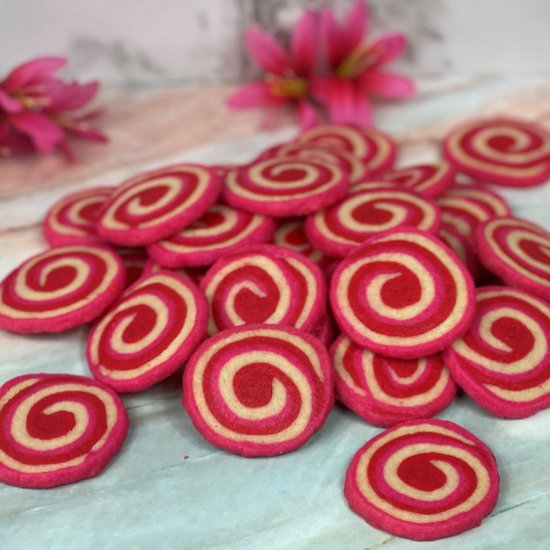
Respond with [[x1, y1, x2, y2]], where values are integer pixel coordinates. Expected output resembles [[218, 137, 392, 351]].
[[0, 118, 549, 541]]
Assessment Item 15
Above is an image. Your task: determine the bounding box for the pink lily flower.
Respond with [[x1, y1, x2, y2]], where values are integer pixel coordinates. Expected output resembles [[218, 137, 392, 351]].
[[0, 56, 106, 158], [315, 0, 415, 126], [227, 10, 320, 129]]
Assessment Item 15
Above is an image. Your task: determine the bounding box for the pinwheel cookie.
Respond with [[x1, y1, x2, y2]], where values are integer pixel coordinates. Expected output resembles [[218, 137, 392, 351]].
[[330, 228, 475, 358], [379, 162, 455, 198], [182, 325, 334, 457], [87, 271, 208, 392], [331, 336, 455, 426], [0, 373, 128, 488], [444, 286, 550, 418], [0, 245, 125, 333], [344, 419, 499, 540]]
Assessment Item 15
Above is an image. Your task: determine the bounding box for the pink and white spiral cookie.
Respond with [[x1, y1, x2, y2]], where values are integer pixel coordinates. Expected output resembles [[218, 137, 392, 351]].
[[43, 186, 114, 247], [331, 335, 455, 426], [273, 219, 330, 268], [0, 245, 125, 333], [87, 271, 208, 392], [348, 180, 401, 194], [96, 164, 221, 246], [344, 419, 499, 540], [182, 325, 334, 457], [444, 286, 550, 418], [306, 188, 441, 258], [330, 228, 475, 358], [223, 157, 348, 217], [475, 216, 550, 300], [148, 204, 276, 268], [379, 162, 456, 198], [0, 373, 128, 488], [294, 124, 397, 174], [201, 245, 325, 334], [257, 141, 366, 183], [443, 116, 550, 187], [436, 183, 511, 242], [439, 224, 484, 282]]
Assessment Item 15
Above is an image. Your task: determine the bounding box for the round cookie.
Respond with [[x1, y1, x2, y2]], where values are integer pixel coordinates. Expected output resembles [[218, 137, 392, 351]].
[[444, 286, 550, 418], [257, 141, 366, 183], [294, 124, 397, 174], [0, 245, 125, 333], [223, 156, 349, 217], [43, 186, 114, 247], [330, 228, 475, 358], [443, 116, 550, 187], [96, 163, 221, 246], [349, 180, 401, 194], [344, 419, 499, 540], [201, 245, 325, 334], [148, 203, 276, 268], [436, 183, 511, 243], [0, 373, 128, 488], [379, 162, 455, 198], [475, 216, 550, 301], [306, 188, 441, 258], [87, 271, 208, 392], [182, 325, 334, 457], [331, 335, 455, 426]]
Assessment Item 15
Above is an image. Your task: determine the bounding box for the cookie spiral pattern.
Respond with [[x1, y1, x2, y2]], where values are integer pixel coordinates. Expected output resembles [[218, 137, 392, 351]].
[[87, 271, 208, 392], [294, 124, 396, 173], [44, 186, 114, 247], [475, 216, 550, 300], [306, 188, 441, 257], [96, 164, 221, 246], [0, 373, 128, 488], [379, 162, 455, 198], [148, 204, 276, 268], [0, 245, 125, 333], [344, 419, 499, 540], [330, 228, 475, 358], [443, 116, 550, 187], [224, 156, 348, 217], [331, 336, 455, 426], [182, 325, 334, 457]]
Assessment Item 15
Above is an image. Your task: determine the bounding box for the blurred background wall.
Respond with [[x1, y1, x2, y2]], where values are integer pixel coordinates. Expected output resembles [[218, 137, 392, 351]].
[[1, 0, 549, 86]]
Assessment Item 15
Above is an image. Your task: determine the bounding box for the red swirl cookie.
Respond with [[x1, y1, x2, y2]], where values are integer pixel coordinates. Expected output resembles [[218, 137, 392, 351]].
[[223, 157, 348, 217], [330, 228, 475, 358], [0, 245, 125, 333], [43, 186, 114, 247], [87, 271, 208, 392], [344, 419, 499, 540], [182, 325, 334, 457], [201, 245, 325, 334], [349, 181, 401, 194], [148, 204, 276, 268], [294, 124, 396, 173], [257, 141, 366, 183], [273, 219, 330, 268], [331, 335, 455, 426], [436, 183, 511, 242], [444, 287, 550, 418], [443, 116, 550, 187], [305, 188, 441, 258], [96, 164, 221, 246], [475, 216, 550, 301], [0, 373, 128, 488], [379, 162, 456, 198]]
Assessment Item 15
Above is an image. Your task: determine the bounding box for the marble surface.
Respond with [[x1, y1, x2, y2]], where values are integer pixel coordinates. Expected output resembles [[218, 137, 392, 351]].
[[0, 77, 550, 549]]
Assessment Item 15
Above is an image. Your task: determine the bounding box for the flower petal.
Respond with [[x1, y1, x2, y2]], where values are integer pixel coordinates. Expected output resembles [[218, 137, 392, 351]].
[[298, 100, 319, 130], [290, 10, 318, 76], [47, 80, 100, 111], [325, 77, 356, 125], [1, 56, 66, 92], [245, 27, 290, 75], [352, 89, 373, 126], [0, 89, 22, 113], [369, 33, 408, 66], [359, 70, 415, 98], [0, 125, 34, 155], [8, 111, 64, 153], [320, 9, 346, 68], [227, 82, 283, 109], [344, 0, 368, 54]]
